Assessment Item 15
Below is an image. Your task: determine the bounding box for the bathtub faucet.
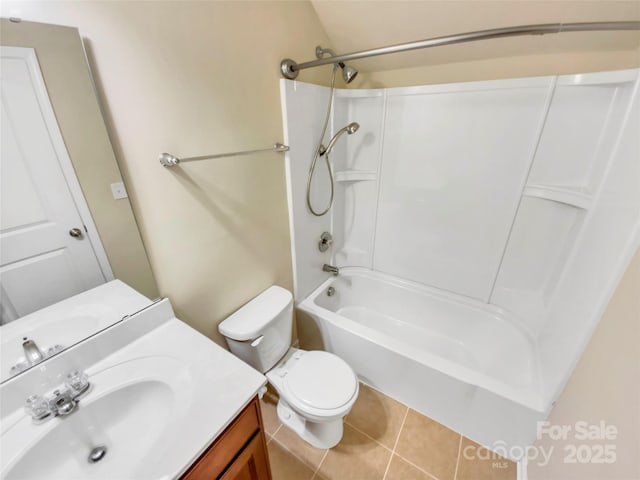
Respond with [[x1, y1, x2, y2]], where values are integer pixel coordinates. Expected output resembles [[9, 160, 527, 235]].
[[322, 264, 340, 276]]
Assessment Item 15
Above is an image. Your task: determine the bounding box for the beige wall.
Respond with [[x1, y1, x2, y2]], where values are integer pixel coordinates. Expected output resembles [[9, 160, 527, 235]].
[[0, 1, 332, 345], [529, 248, 640, 480], [0, 19, 158, 300]]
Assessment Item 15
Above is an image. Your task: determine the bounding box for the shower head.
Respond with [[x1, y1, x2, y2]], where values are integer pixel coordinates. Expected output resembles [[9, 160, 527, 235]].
[[320, 122, 360, 157], [345, 122, 359, 134], [339, 63, 358, 84], [315, 46, 359, 84]]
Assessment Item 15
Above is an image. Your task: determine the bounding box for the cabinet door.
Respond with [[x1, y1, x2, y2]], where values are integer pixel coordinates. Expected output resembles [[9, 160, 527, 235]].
[[181, 397, 271, 480], [220, 433, 271, 480]]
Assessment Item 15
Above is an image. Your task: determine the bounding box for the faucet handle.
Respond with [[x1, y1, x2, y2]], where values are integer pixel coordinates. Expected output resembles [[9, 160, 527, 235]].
[[65, 370, 89, 395], [318, 231, 333, 252], [46, 344, 64, 356], [24, 394, 51, 421], [10, 361, 29, 376]]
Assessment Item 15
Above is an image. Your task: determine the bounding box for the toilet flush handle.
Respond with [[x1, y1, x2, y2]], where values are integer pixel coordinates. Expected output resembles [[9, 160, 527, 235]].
[[250, 336, 264, 347]]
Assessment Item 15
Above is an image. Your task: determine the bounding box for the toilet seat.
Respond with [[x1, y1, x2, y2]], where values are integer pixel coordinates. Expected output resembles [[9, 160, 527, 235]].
[[267, 349, 358, 420]]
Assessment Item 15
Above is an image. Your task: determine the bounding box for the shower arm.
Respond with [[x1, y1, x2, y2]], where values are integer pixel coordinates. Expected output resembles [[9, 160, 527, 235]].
[[280, 21, 640, 79]]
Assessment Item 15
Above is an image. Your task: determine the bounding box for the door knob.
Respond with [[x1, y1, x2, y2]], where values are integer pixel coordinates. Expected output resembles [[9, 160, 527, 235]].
[[69, 228, 83, 238]]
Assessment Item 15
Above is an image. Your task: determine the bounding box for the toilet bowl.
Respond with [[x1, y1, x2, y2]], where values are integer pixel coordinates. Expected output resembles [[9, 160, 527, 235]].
[[267, 348, 358, 448], [218, 286, 358, 449]]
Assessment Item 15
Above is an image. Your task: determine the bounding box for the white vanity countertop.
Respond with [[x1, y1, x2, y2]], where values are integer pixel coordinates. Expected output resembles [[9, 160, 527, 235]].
[[127, 317, 268, 478], [0, 299, 267, 480]]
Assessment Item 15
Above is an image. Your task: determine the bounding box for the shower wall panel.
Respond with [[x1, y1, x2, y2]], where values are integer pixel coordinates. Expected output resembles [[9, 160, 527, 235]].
[[373, 79, 552, 301], [537, 76, 640, 402], [491, 70, 638, 333], [332, 90, 385, 269], [280, 80, 333, 300]]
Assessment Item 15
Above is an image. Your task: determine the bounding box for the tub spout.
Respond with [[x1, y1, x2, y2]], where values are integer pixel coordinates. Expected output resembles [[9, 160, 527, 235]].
[[323, 264, 339, 276]]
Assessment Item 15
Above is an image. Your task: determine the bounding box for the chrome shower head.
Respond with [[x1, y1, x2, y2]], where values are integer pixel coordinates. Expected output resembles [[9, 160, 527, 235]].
[[340, 63, 358, 84], [320, 122, 360, 157], [316, 46, 358, 84]]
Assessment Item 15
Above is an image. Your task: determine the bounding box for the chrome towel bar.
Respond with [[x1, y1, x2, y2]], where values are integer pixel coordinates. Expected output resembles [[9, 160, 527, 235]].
[[159, 142, 289, 167]]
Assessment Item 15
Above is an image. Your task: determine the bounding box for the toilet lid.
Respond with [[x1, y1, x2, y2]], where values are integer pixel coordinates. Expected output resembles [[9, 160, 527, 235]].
[[284, 351, 357, 410]]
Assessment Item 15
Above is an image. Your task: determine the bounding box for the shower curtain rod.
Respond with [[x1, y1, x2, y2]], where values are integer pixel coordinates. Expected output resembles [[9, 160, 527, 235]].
[[280, 21, 640, 79]]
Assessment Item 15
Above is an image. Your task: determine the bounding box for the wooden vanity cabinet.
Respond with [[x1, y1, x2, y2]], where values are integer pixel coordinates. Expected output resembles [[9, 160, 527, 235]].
[[181, 396, 272, 480]]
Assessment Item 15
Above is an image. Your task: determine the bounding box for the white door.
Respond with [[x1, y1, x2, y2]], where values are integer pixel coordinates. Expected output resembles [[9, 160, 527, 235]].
[[0, 47, 111, 323]]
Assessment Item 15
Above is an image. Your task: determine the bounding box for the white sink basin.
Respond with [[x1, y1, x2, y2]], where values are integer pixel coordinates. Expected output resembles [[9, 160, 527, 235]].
[[0, 299, 266, 479], [8, 381, 173, 480]]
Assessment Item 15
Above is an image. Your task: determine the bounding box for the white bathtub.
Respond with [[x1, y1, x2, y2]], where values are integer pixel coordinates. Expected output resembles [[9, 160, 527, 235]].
[[297, 268, 549, 459]]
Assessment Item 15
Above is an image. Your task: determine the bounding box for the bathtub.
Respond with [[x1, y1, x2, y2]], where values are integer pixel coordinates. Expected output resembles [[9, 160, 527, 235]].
[[297, 268, 549, 459]]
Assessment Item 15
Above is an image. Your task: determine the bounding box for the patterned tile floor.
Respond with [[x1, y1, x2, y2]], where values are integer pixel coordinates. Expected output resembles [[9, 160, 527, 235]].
[[261, 384, 516, 480]]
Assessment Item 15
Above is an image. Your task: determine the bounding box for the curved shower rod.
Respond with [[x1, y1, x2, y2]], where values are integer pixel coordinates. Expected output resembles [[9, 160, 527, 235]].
[[280, 21, 640, 79]]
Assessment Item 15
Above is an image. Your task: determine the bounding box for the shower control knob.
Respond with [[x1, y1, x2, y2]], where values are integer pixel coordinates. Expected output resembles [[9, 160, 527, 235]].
[[318, 232, 333, 252]]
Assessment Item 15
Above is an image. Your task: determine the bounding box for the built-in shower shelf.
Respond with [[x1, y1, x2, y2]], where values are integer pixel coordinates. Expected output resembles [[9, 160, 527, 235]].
[[334, 170, 377, 182], [523, 184, 593, 210]]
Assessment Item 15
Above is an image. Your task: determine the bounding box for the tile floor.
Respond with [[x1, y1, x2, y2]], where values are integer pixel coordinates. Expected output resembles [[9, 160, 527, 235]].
[[260, 384, 516, 480]]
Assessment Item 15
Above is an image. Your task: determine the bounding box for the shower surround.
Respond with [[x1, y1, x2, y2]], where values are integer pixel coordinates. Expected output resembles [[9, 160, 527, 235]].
[[279, 69, 640, 459]]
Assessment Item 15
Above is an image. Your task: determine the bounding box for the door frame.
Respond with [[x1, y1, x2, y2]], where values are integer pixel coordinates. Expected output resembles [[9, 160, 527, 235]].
[[2, 46, 114, 282]]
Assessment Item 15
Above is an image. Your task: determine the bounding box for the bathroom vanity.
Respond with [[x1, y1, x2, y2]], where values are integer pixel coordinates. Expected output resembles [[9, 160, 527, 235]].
[[0, 283, 270, 479]]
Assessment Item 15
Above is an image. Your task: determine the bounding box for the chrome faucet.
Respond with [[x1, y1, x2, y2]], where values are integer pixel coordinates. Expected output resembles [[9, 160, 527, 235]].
[[322, 264, 339, 276], [10, 339, 65, 375], [24, 370, 91, 424], [49, 389, 78, 416], [22, 338, 45, 366]]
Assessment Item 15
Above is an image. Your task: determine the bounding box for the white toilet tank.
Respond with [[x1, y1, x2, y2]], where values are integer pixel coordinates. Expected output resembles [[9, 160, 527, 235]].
[[218, 286, 293, 373]]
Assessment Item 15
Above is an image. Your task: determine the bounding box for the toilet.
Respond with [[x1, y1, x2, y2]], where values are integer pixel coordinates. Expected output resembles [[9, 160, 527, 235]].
[[218, 285, 359, 449]]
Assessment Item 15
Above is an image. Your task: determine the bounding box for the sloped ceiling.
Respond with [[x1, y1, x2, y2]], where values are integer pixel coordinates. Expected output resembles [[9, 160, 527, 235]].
[[310, 1, 640, 72]]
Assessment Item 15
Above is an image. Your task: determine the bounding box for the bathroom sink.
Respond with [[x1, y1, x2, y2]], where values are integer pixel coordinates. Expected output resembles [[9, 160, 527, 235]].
[[0, 298, 266, 479], [7, 382, 172, 479], [3, 357, 186, 480]]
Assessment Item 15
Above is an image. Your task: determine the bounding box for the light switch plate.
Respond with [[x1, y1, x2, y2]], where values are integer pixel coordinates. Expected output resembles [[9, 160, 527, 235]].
[[110, 182, 128, 200]]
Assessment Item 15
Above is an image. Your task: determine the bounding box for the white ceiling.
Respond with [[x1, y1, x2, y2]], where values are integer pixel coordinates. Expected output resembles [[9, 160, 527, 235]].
[[310, 1, 640, 72]]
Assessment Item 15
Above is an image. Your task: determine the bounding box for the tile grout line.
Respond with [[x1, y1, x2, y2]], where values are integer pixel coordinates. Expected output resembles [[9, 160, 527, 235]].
[[382, 407, 409, 480], [310, 449, 329, 480], [392, 452, 441, 480], [269, 427, 328, 478], [345, 421, 394, 453], [267, 423, 283, 444], [453, 434, 463, 480], [347, 407, 441, 480]]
